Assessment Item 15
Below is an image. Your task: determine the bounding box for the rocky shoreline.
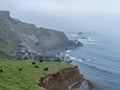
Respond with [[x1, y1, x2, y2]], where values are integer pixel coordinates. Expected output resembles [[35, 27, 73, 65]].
[[16, 39, 83, 61]]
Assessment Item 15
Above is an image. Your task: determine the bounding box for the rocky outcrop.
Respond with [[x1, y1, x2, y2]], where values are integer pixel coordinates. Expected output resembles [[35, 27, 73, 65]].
[[74, 40, 83, 47], [37, 66, 103, 90]]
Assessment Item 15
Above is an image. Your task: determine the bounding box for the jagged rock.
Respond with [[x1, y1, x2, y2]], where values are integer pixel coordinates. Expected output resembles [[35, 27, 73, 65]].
[[74, 40, 83, 47]]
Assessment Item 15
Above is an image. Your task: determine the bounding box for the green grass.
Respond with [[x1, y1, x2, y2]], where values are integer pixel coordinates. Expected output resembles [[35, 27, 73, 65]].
[[0, 59, 73, 90], [0, 47, 14, 59]]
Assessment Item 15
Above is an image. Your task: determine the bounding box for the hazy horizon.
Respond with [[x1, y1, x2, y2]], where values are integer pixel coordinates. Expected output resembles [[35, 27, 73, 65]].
[[0, 0, 120, 33], [1, 0, 120, 14]]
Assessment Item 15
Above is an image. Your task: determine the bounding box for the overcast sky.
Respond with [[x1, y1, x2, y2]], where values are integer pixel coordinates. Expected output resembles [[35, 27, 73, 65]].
[[1, 0, 120, 14], [1, 0, 120, 33]]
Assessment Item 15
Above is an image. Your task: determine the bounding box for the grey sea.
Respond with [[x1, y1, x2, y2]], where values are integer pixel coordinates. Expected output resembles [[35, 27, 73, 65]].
[[64, 30, 120, 90]]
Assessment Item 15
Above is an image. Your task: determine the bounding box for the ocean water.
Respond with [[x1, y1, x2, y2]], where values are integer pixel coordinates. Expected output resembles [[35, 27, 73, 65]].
[[65, 31, 120, 90]]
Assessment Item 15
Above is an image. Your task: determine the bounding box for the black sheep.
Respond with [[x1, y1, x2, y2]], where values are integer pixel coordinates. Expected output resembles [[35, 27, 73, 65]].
[[35, 66, 39, 68], [32, 62, 36, 65], [39, 60, 43, 63], [0, 69, 3, 72], [44, 67, 48, 71], [19, 68, 22, 71]]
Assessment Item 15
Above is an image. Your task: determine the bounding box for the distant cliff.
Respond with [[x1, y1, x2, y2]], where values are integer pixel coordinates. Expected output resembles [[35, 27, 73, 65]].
[[0, 11, 82, 59]]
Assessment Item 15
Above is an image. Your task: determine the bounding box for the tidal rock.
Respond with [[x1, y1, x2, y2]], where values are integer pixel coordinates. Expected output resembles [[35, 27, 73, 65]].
[[74, 40, 83, 47], [78, 32, 83, 35]]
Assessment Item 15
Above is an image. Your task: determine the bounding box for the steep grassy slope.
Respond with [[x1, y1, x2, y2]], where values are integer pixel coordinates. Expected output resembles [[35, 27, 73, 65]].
[[0, 59, 73, 90]]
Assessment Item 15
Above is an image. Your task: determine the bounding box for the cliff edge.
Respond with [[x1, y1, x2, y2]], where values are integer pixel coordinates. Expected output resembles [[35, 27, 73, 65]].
[[37, 66, 103, 90]]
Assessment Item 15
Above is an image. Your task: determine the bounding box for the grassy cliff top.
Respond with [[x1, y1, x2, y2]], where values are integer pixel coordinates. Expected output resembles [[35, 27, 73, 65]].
[[0, 59, 73, 90]]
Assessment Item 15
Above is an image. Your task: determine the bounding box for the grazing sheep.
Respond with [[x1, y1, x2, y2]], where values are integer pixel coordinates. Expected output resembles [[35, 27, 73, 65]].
[[0, 69, 3, 72], [32, 62, 36, 65], [75, 66, 78, 68], [39, 60, 43, 63], [19, 68, 22, 71], [35, 66, 39, 68], [44, 68, 48, 71]]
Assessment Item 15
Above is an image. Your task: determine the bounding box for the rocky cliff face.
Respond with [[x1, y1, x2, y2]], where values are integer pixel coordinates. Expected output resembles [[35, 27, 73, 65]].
[[0, 11, 81, 59], [38, 66, 103, 90], [38, 66, 83, 90]]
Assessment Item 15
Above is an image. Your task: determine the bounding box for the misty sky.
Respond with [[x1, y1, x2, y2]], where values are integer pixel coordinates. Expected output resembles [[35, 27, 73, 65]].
[[1, 0, 120, 33], [1, 0, 120, 14]]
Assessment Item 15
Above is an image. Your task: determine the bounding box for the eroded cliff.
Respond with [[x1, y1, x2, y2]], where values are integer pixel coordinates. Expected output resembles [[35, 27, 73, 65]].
[[37, 66, 82, 90], [37, 66, 103, 90]]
